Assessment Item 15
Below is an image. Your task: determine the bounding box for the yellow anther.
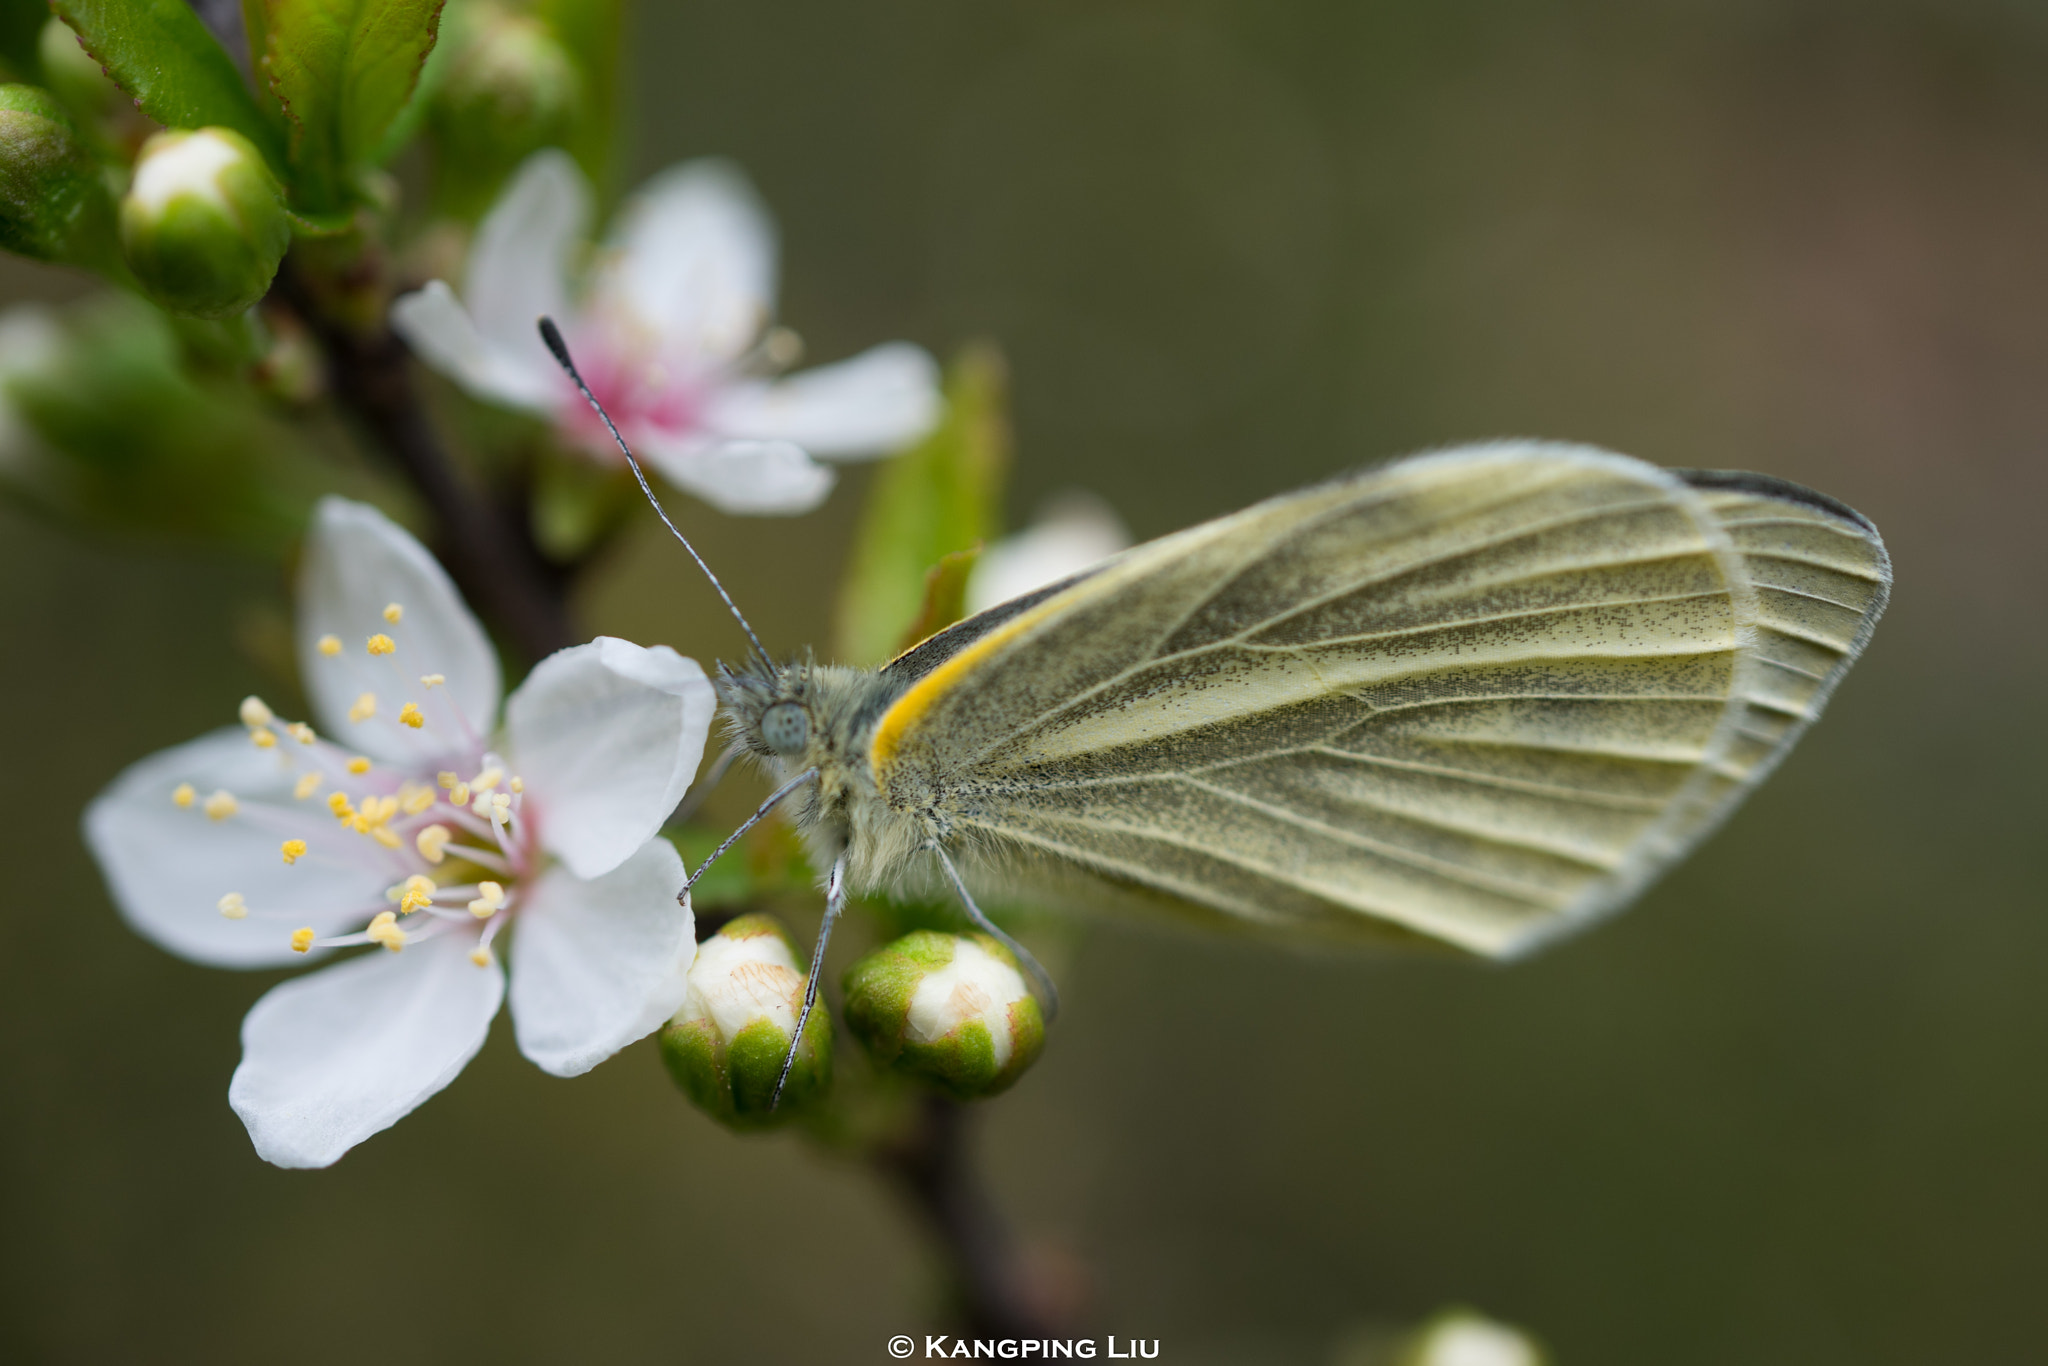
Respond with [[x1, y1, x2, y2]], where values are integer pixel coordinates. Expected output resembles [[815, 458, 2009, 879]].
[[437, 771, 458, 789], [468, 881, 506, 918], [449, 782, 470, 807], [367, 633, 396, 656], [489, 791, 512, 825], [348, 692, 376, 723], [416, 824, 452, 864], [370, 825, 402, 850], [472, 767, 503, 792], [470, 946, 494, 968], [287, 722, 316, 745], [250, 728, 277, 749], [172, 783, 195, 809], [509, 776, 523, 794], [399, 702, 424, 729], [398, 874, 436, 914], [281, 839, 307, 865], [239, 696, 274, 728], [317, 634, 342, 657], [366, 911, 407, 951], [350, 812, 370, 833], [217, 892, 248, 920], [420, 673, 445, 689], [399, 782, 436, 816], [367, 795, 399, 823], [203, 789, 238, 821], [346, 756, 372, 775], [383, 602, 404, 624], [290, 927, 315, 953], [328, 790, 354, 820], [294, 772, 323, 800]]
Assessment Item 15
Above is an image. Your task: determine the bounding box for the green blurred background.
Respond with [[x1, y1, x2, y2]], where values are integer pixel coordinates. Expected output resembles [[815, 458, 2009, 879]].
[[5, 0, 2045, 1360]]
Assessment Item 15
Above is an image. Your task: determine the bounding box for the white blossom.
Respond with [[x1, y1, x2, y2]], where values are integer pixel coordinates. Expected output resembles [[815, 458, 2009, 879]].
[[391, 150, 940, 516], [966, 490, 1131, 614], [84, 497, 716, 1167]]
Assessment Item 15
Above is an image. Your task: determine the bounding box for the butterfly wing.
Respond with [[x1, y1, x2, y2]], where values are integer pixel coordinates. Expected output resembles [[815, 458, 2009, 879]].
[[870, 443, 1888, 958]]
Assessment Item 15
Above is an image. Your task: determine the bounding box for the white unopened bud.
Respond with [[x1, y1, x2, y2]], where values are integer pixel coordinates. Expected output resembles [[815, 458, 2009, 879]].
[[120, 128, 289, 319], [659, 914, 830, 1127], [842, 931, 1045, 1099], [1396, 1311, 1546, 1366]]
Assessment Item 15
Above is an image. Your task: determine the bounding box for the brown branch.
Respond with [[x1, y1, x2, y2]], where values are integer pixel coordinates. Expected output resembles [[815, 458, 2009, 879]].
[[872, 1093, 1060, 1337], [277, 260, 579, 663]]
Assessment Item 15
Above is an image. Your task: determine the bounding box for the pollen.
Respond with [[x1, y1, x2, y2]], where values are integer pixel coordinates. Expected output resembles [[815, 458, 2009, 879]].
[[366, 911, 407, 951], [437, 771, 458, 789], [172, 783, 195, 809], [383, 602, 404, 624], [287, 722, 316, 745], [294, 772, 323, 800], [239, 696, 274, 728], [470, 946, 494, 968], [346, 756, 372, 775], [203, 789, 238, 821], [328, 791, 355, 821], [317, 634, 342, 656], [420, 673, 445, 689], [472, 766, 504, 792], [290, 927, 315, 953], [371, 826, 402, 849], [250, 728, 277, 750], [398, 874, 436, 914], [348, 692, 376, 723], [416, 824, 452, 863], [488, 792, 512, 825], [399, 702, 424, 729], [449, 782, 470, 807], [399, 782, 435, 816], [217, 892, 248, 920], [468, 881, 506, 919], [367, 633, 396, 656], [509, 776, 523, 794], [281, 839, 307, 865]]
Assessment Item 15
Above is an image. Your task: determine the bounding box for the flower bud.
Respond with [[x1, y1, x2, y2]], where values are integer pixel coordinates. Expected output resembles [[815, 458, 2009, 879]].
[[1395, 1311, 1546, 1366], [842, 931, 1045, 1099], [430, 5, 583, 217], [659, 914, 831, 1127], [0, 84, 116, 268], [120, 128, 289, 320]]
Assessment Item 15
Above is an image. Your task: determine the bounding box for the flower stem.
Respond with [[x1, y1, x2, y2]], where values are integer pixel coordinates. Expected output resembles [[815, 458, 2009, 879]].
[[276, 252, 580, 663]]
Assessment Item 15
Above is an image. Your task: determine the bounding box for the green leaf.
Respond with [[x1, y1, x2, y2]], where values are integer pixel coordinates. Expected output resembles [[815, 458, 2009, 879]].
[[50, 0, 284, 169], [258, 0, 444, 209], [532, 0, 619, 195], [832, 345, 1011, 667]]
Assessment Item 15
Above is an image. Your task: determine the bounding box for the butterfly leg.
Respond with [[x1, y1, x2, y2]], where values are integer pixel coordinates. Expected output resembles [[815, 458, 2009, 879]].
[[928, 841, 1061, 1024], [771, 848, 847, 1111], [680, 766, 818, 905]]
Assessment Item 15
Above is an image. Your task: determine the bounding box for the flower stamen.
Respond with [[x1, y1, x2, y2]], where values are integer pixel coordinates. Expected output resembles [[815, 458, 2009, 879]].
[[349, 692, 377, 723], [218, 892, 247, 919], [318, 634, 342, 656], [367, 633, 396, 656], [280, 839, 307, 865], [172, 783, 195, 809], [383, 602, 404, 624], [203, 789, 238, 821]]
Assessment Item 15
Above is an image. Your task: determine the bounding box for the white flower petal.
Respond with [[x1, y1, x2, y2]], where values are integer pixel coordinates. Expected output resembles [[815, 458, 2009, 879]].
[[596, 159, 775, 364], [83, 728, 392, 968], [229, 931, 504, 1168], [705, 342, 942, 459], [297, 497, 502, 763], [505, 638, 714, 879], [509, 839, 694, 1077], [390, 281, 556, 413], [464, 149, 590, 373], [967, 491, 1133, 614], [641, 435, 836, 516]]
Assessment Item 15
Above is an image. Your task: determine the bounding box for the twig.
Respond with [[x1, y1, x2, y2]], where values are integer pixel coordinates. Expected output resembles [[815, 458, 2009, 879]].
[[872, 1093, 1058, 1337], [276, 261, 579, 662]]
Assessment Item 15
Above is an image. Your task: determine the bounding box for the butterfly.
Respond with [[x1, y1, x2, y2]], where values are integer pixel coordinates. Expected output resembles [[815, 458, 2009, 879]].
[[540, 320, 1890, 1100]]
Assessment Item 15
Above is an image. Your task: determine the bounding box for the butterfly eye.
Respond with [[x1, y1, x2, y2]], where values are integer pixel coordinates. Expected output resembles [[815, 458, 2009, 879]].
[[760, 702, 810, 756]]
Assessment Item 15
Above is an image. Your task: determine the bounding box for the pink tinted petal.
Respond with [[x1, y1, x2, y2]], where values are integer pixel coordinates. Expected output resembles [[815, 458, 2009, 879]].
[[705, 342, 941, 458], [640, 435, 836, 516]]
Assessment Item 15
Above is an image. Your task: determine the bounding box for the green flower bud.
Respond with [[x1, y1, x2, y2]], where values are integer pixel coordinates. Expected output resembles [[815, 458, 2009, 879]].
[[1394, 1311, 1546, 1366], [843, 931, 1046, 1100], [120, 128, 289, 320], [660, 914, 831, 1128], [0, 84, 116, 268], [430, 4, 583, 218]]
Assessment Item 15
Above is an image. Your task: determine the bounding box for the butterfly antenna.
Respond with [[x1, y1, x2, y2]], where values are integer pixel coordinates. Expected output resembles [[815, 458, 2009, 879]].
[[537, 316, 770, 665], [772, 850, 847, 1111]]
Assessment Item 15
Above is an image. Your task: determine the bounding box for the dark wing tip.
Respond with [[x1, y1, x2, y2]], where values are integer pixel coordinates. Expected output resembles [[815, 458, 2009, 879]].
[[1673, 467, 1879, 538]]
